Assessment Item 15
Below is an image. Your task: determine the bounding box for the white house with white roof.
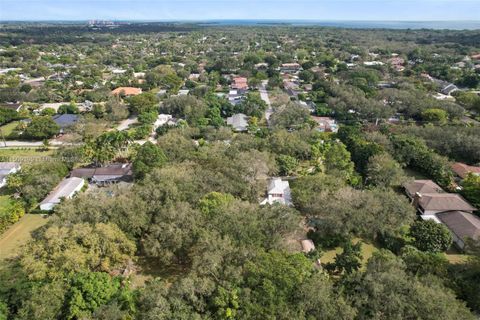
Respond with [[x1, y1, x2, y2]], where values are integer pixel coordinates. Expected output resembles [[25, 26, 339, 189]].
[[261, 178, 292, 206], [153, 114, 174, 130]]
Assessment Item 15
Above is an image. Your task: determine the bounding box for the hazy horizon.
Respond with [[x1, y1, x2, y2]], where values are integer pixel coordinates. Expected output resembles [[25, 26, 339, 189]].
[[1, 0, 480, 22]]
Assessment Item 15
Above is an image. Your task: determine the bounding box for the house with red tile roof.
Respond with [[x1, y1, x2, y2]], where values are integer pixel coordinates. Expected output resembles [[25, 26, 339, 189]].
[[112, 87, 142, 96], [232, 77, 248, 91]]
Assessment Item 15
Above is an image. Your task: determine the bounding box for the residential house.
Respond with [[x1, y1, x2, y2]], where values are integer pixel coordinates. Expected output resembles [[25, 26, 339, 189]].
[[388, 56, 405, 71], [280, 63, 302, 73], [232, 77, 248, 91], [0, 103, 22, 112], [39, 177, 85, 211], [111, 68, 127, 75], [422, 74, 459, 96], [70, 163, 133, 186], [260, 178, 293, 206], [254, 63, 269, 70], [111, 87, 142, 96], [404, 180, 444, 199], [451, 162, 480, 179], [0, 162, 21, 188], [79, 100, 94, 112], [133, 72, 146, 78], [311, 116, 338, 133], [470, 53, 480, 61], [283, 80, 300, 98], [52, 114, 79, 133], [440, 83, 458, 96], [226, 113, 249, 132], [188, 73, 200, 81], [437, 211, 480, 249], [228, 90, 244, 106], [413, 192, 476, 216], [153, 114, 176, 130], [363, 61, 384, 67], [406, 180, 477, 234]]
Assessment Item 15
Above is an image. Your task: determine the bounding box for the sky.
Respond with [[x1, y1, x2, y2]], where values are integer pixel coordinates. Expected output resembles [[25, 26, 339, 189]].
[[0, 0, 479, 21]]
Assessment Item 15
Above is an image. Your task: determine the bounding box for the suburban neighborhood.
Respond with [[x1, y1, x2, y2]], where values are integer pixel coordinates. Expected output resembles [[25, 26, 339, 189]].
[[0, 18, 479, 320]]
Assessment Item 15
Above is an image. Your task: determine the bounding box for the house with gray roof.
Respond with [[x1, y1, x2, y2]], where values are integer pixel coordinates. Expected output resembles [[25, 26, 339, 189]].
[[437, 211, 480, 249], [70, 163, 133, 185], [227, 113, 249, 132], [414, 193, 476, 215], [404, 180, 444, 199], [52, 114, 79, 133]]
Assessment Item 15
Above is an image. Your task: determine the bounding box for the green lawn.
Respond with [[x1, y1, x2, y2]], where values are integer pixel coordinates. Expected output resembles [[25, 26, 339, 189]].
[[0, 121, 20, 137], [0, 214, 49, 261], [321, 238, 379, 269], [321, 238, 470, 267], [0, 194, 11, 208], [0, 148, 54, 161], [444, 247, 470, 264], [403, 167, 429, 180]]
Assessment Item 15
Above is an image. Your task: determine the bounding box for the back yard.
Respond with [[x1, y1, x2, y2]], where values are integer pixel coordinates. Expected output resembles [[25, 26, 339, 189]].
[[0, 214, 49, 261]]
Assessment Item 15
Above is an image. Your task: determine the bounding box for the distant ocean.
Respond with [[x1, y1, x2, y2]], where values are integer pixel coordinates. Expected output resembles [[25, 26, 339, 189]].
[[3, 20, 479, 30], [195, 20, 480, 30]]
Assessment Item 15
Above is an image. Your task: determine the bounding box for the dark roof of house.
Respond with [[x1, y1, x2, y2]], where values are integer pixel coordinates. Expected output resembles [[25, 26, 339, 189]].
[[404, 180, 444, 197], [70, 168, 96, 178], [437, 211, 480, 241], [94, 163, 132, 176], [0, 103, 22, 111], [70, 163, 132, 179], [52, 114, 79, 128], [418, 193, 477, 212]]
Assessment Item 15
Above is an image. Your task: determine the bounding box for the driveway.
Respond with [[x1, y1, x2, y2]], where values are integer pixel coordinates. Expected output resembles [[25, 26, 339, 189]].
[[116, 116, 138, 131], [260, 80, 274, 125]]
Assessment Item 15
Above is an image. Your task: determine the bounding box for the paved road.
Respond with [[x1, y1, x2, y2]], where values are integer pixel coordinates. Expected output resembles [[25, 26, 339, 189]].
[[0, 141, 43, 147], [260, 80, 273, 125], [0, 140, 82, 148]]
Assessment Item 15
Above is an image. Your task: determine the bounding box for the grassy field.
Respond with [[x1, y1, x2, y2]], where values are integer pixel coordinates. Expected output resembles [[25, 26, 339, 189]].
[[444, 247, 470, 264], [0, 194, 11, 208], [0, 148, 55, 161], [321, 238, 379, 268], [0, 121, 20, 137], [0, 214, 49, 261]]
